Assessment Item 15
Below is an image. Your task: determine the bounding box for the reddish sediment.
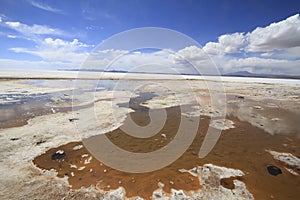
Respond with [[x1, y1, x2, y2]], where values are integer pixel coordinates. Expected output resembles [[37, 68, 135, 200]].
[[33, 106, 300, 199], [34, 106, 205, 199], [220, 176, 244, 189]]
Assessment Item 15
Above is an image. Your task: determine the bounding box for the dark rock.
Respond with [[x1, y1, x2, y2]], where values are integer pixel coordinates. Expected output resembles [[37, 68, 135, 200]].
[[69, 118, 79, 122], [51, 151, 66, 160], [36, 139, 46, 145], [237, 96, 244, 99], [267, 165, 282, 176], [10, 138, 20, 141]]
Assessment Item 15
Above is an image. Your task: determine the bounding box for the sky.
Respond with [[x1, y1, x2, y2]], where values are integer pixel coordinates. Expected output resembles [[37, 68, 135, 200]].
[[0, 0, 300, 75]]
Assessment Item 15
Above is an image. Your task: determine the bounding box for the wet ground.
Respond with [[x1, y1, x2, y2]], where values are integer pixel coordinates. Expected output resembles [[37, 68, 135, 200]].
[[0, 79, 121, 129], [1, 78, 300, 199], [33, 90, 300, 199]]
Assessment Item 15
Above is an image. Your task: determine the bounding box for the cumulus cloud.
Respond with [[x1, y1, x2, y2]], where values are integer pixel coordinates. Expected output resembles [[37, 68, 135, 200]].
[[202, 14, 300, 55], [176, 46, 207, 60], [247, 14, 300, 52], [190, 14, 300, 75], [203, 33, 246, 55], [2, 18, 90, 66], [87, 49, 177, 73], [10, 38, 90, 63], [42, 38, 89, 50]]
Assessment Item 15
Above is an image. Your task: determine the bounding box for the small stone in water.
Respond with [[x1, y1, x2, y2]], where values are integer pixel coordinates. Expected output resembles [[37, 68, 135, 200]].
[[267, 165, 282, 176], [51, 150, 66, 160]]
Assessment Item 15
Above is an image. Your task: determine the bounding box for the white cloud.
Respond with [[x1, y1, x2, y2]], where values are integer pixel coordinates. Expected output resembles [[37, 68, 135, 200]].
[[3, 18, 89, 67], [203, 33, 246, 55], [176, 46, 207, 60], [10, 38, 90, 63], [279, 46, 300, 59], [27, 0, 63, 14], [89, 49, 175, 73], [201, 14, 300, 55], [2, 13, 300, 75], [7, 35, 17, 39], [42, 38, 89, 50], [0, 58, 75, 70], [172, 46, 225, 75], [84, 49, 200, 74], [247, 14, 300, 52], [5, 21, 65, 36], [186, 14, 300, 75]]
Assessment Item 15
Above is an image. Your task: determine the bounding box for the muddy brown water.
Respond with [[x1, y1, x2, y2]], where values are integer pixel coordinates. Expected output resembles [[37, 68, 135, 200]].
[[34, 105, 300, 199]]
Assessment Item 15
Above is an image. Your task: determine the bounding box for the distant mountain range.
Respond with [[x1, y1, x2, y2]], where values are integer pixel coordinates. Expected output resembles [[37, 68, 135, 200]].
[[223, 71, 300, 79], [60, 69, 300, 79]]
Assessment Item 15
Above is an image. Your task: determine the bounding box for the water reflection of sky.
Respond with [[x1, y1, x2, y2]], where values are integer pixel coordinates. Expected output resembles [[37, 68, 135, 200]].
[[0, 79, 153, 129]]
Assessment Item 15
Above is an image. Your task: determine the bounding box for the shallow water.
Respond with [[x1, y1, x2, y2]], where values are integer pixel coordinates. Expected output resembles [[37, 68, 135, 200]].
[[33, 92, 300, 199], [0, 79, 147, 129]]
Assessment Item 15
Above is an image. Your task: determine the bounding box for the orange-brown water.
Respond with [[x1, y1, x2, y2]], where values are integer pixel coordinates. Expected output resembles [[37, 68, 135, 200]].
[[34, 105, 300, 199]]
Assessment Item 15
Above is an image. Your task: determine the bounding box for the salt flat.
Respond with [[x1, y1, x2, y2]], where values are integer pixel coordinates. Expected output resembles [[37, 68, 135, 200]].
[[0, 71, 299, 199], [1, 69, 300, 84]]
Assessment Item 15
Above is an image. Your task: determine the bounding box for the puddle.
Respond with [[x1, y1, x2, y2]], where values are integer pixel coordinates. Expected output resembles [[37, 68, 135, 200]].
[[0, 79, 143, 129], [33, 93, 300, 199]]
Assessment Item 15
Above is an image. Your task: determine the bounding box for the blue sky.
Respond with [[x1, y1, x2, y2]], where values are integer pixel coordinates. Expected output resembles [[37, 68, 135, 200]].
[[0, 0, 300, 75]]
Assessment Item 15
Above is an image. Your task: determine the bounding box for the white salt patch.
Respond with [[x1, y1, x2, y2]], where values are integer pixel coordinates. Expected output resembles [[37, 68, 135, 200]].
[[193, 164, 253, 200], [69, 164, 77, 169], [271, 118, 281, 121], [170, 189, 187, 199], [141, 92, 196, 109], [84, 156, 92, 164], [78, 166, 86, 171], [284, 167, 299, 176], [210, 119, 235, 130], [153, 189, 164, 199], [104, 187, 125, 200], [266, 149, 300, 175], [253, 105, 263, 110], [81, 154, 89, 158], [158, 182, 164, 188], [72, 144, 83, 150], [178, 169, 187, 173], [51, 108, 56, 113], [178, 167, 198, 177], [267, 150, 300, 167], [181, 105, 223, 118], [200, 163, 244, 179], [56, 150, 64, 154]]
